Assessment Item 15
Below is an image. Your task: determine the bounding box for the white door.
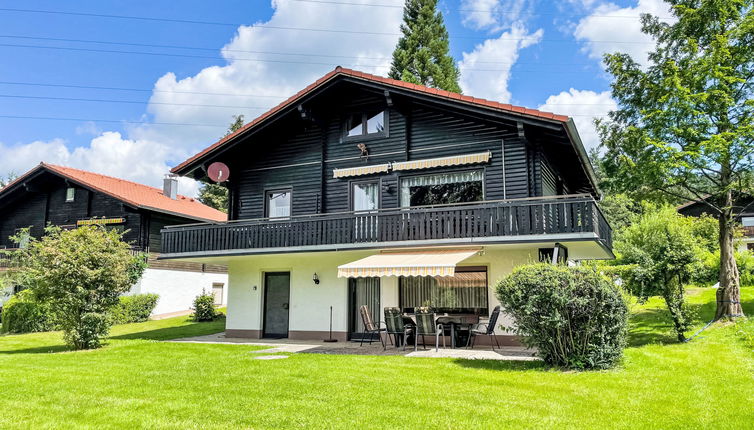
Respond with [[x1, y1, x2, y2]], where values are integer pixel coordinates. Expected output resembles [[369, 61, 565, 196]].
[[212, 283, 224, 306]]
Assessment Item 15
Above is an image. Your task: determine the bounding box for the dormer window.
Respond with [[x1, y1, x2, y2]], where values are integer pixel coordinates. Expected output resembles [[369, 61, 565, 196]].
[[345, 110, 387, 139], [65, 187, 75, 202]]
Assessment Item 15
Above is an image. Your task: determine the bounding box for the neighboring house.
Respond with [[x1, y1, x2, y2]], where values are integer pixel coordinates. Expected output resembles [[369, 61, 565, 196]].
[[160, 67, 613, 344], [677, 192, 754, 252], [0, 163, 228, 314]]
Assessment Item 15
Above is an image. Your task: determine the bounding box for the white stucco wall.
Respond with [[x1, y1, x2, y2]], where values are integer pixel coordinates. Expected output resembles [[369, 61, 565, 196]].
[[225, 245, 539, 337], [130, 268, 228, 315]]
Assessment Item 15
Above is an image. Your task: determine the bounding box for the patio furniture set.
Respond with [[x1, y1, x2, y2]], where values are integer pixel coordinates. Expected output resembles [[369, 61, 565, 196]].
[[359, 305, 502, 352]]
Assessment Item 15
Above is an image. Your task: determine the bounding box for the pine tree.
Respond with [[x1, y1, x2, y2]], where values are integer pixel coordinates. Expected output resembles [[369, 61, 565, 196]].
[[389, 0, 461, 93], [197, 115, 244, 213]]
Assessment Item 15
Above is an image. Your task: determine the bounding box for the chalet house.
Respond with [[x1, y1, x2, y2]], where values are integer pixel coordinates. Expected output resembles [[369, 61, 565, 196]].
[[678, 192, 754, 252], [0, 163, 228, 314], [161, 67, 613, 344]]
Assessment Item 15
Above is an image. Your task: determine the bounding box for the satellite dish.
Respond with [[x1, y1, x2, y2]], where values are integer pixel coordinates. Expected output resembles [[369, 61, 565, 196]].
[[207, 162, 230, 183]]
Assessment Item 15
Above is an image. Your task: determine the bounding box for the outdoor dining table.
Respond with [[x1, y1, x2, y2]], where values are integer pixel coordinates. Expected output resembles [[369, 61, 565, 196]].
[[401, 313, 480, 348]]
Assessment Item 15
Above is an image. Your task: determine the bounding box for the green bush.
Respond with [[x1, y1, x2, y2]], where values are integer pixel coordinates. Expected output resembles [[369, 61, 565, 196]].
[[110, 294, 159, 324], [691, 250, 754, 287], [496, 264, 629, 370], [1, 289, 54, 334], [193, 290, 218, 322]]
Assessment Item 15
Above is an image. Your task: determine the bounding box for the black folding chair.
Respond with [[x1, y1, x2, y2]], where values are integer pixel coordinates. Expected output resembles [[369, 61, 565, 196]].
[[359, 305, 388, 348], [384, 307, 414, 350], [467, 306, 501, 350], [414, 307, 445, 352]]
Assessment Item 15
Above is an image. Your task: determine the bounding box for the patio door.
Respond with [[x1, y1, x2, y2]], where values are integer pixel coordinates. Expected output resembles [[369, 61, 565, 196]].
[[352, 181, 379, 241], [263, 272, 290, 338], [348, 277, 380, 341]]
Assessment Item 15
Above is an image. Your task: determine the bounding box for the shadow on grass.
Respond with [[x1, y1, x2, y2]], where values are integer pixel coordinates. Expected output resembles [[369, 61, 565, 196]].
[[0, 343, 70, 355], [109, 317, 226, 342], [0, 317, 226, 354], [452, 358, 545, 371]]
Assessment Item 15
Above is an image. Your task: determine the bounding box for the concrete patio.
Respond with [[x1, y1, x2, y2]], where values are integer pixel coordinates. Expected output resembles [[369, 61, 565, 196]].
[[169, 332, 539, 361]]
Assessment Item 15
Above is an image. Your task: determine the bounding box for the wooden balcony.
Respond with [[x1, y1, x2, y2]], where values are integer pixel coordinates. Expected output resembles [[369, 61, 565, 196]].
[[0, 249, 16, 270], [160, 194, 613, 259]]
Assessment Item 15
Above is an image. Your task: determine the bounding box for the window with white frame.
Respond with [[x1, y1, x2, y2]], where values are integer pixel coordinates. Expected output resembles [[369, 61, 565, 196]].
[[266, 190, 291, 218], [65, 187, 76, 202]]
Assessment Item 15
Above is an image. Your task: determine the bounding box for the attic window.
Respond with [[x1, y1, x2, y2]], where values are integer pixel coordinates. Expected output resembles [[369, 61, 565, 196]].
[[65, 187, 75, 202], [345, 110, 387, 139]]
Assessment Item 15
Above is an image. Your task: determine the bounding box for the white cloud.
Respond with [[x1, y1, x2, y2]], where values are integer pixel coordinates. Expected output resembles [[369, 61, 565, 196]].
[[458, 25, 543, 103], [140, 0, 403, 153], [0, 132, 200, 197], [574, 0, 674, 66], [461, 0, 533, 32], [537, 88, 617, 149], [1, 0, 403, 197]]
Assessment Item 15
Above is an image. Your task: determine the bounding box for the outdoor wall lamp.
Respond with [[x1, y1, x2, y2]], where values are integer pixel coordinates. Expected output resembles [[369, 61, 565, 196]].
[[313, 273, 320, 285]]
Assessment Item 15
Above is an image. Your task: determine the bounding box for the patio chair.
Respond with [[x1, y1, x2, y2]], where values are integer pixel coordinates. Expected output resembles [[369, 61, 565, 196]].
[[467, 305, 501, 350], [384, 307, 414, 350], [359, 305, 388, 348], [413, 307, 445, 352]]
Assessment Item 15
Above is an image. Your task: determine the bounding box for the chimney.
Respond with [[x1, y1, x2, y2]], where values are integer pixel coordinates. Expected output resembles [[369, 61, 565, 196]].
[[163, 174, 178, 199]]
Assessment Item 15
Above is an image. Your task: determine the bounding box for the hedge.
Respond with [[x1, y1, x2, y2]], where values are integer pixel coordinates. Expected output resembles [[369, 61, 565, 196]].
[[1, 289, 54, 334], [110, 294, 159, 324]]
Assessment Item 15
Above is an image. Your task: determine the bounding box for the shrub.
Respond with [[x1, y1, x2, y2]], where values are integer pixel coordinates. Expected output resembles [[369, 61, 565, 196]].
[[614, 206, 700, 341], [13, 225, 147, 350], [496, 264, 629, 370], [690, 250, 754, 288], [1, 289, 54, 334], [110, 294, 159, 324], [193, 290, 218, 322]]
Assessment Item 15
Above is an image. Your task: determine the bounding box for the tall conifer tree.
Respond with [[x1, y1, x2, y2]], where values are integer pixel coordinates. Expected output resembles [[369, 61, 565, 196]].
[[389, 0, 461, 92]]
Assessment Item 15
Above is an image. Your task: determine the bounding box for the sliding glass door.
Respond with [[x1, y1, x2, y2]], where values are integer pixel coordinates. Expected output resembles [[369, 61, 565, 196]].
[[348, 277, 381, 341]]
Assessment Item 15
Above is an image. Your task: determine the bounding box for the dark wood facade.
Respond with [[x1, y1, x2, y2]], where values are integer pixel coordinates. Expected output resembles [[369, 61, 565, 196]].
[[0, 169, 200, 251], [164, 76, 609, 258], [194, 83, 593, 221]]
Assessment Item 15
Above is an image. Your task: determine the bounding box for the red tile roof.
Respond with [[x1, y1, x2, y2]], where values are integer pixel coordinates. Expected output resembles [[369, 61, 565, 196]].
[[2, 163, 226, 222], [171, 67, 572, 174]]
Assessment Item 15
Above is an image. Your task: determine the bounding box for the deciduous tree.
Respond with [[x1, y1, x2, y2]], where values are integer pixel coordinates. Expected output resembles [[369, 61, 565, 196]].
[[13, 226, 146, 349], [599, 0, 753, 319]]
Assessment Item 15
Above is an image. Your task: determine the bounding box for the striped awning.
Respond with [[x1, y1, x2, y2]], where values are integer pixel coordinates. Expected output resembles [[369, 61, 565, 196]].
[[337, 248, 480, 278], [435, 271, 487, 288], [332, 163, 390, 179], [391, 152, 491, 172]]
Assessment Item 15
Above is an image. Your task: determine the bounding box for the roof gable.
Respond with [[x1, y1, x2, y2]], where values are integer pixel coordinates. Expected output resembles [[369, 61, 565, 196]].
[[0, 163, 226, 222], [171, 67, 576, 176]]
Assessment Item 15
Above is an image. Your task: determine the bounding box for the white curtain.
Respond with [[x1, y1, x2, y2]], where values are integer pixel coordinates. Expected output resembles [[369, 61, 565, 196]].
[[353, 183, 379, 211], [399, 170, 483, 207]]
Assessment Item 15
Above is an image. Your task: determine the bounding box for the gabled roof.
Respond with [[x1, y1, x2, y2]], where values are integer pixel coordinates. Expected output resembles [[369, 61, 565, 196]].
[[0, 163, 226, 222], [172, 66, 575, 175]]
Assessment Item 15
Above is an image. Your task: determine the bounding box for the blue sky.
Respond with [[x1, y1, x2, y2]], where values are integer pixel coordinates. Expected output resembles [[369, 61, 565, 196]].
[[0, 0, 671, 195]]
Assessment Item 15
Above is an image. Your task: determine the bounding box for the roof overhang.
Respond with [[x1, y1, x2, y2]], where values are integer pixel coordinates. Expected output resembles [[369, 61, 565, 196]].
[[170, 68, 579, 178]]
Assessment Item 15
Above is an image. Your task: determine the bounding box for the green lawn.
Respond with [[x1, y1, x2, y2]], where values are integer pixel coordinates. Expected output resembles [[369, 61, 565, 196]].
[[0, 289, 752, 429]]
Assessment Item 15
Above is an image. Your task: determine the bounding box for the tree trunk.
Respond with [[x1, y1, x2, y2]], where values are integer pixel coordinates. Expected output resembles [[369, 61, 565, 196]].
[[716, 200, 744, 320]]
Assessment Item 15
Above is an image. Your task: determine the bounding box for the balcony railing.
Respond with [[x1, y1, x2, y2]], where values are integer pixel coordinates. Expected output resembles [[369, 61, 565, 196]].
[[0, 249, 16, 269], [161, 194, 612, 257]]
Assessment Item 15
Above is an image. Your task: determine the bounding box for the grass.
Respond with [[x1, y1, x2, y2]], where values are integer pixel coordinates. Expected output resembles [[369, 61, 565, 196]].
[[0, 290, 752, 429]]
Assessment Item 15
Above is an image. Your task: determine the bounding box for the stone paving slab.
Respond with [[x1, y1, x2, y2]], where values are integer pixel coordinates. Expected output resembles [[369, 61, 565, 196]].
[[169, 332, 539, 361]]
